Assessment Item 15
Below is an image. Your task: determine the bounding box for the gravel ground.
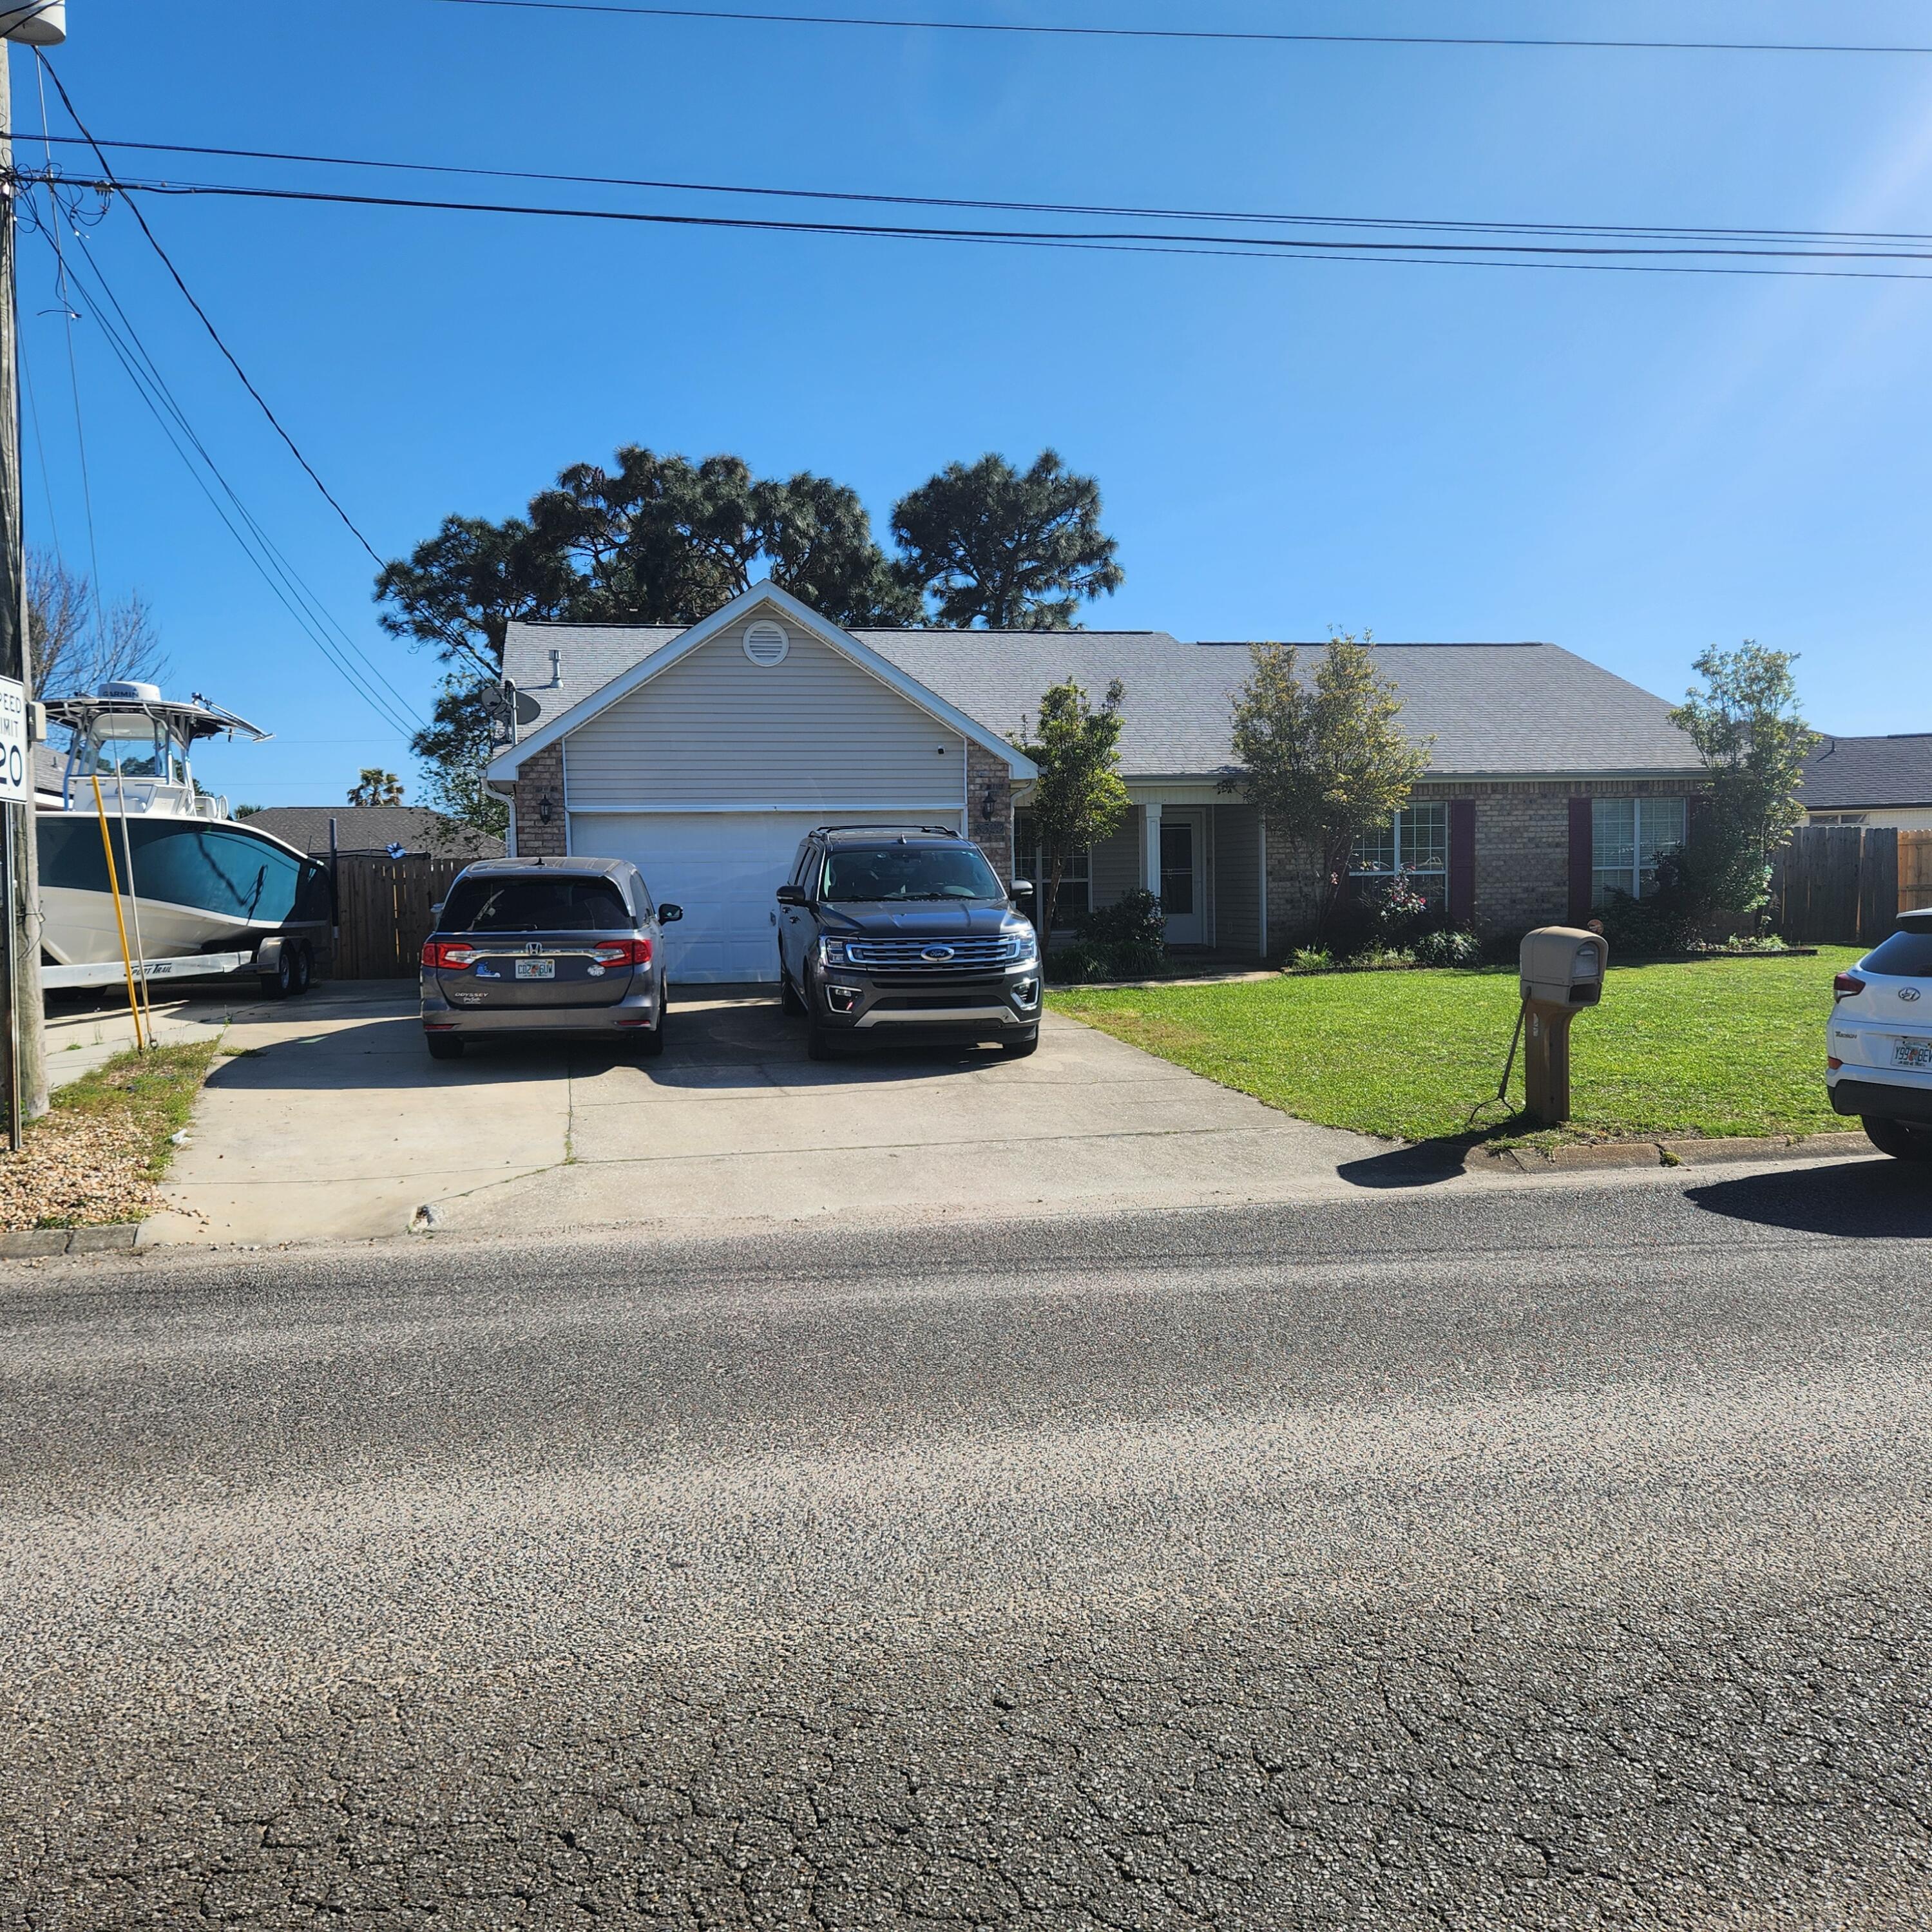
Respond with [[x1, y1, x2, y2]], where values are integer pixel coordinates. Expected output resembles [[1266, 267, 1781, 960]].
[[1, 1162, 1930, 1927]]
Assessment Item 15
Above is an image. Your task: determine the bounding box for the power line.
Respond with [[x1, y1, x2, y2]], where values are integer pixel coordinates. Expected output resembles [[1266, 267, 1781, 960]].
[[424, 0, 1932, 60], [17, 128, 1932, 252], [34, 61, 501, 684], [35, 62, 392, 571], [52, 172, 1932, 282], [27, 205, 425, 736]]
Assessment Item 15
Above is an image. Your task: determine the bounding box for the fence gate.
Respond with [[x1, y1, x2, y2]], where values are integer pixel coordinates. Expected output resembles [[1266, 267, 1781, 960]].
[[330, 854, 466, 979]]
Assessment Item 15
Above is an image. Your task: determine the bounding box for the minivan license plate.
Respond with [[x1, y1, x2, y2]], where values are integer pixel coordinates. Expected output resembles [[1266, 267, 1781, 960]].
[[1893, 1036, 1932, 1069], [515, 959, 555, 980]]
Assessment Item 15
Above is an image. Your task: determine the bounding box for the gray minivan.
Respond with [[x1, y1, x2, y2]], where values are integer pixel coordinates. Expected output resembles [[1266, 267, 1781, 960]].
[[419, 856, 681, 1060]]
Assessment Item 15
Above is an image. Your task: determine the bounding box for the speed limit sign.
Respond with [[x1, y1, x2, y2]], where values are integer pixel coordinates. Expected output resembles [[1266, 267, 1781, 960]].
[[0, 678, 28, 805]]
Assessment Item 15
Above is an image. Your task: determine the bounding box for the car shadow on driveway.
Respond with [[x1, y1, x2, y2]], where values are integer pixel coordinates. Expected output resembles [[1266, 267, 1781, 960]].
[[1684, 1160, 1932, 1238]]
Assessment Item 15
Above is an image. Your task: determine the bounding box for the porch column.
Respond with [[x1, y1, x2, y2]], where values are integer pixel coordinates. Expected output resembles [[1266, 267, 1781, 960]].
[[1142, 799, 1162, 897]]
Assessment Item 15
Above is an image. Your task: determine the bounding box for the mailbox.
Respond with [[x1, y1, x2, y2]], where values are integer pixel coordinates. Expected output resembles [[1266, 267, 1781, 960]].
[[1519, 928, 1608, 1009], [1516, 925, 1609, 1125]]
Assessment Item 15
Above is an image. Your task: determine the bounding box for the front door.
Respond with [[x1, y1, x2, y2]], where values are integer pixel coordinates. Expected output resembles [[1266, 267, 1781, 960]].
[[1159, 811, 1206, 946]]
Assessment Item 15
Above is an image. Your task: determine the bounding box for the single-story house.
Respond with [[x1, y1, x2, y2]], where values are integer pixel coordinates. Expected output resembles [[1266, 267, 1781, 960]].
[[240, 805, 504, 861], [1800, 734, 1932, 830], [486, 581, 1706, 982]]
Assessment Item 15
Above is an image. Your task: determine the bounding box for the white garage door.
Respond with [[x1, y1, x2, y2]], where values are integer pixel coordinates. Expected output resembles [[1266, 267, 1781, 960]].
[[568, 812, 961, 983]]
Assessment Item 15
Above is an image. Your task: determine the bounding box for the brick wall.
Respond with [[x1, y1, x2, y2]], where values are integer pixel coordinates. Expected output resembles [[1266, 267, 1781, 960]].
[[1261, 778, 1707, 950], [966, 743, 1014, 885], [508, 743, 566, 858]]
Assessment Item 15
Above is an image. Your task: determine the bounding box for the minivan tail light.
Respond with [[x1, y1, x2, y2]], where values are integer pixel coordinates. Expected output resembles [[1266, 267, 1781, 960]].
[[423, 941, 482, 970], [1833, 973, 1866, 1002], [591, 938, 653, 968]]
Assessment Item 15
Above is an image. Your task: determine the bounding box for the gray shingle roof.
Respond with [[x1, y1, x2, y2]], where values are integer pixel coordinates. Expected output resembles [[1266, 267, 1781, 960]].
[[240, 805, 504, 859], [1801, 734, 1932, 810], [501, 620, 1702, 781], [501, 624, 684, 736]]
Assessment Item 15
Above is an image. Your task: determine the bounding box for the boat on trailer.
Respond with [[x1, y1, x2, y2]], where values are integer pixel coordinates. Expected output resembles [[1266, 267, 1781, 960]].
[[35, 682, 330, 997]]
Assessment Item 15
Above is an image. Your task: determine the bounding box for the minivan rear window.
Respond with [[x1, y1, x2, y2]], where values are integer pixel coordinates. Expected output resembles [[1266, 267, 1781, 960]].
[[441, 875, 633, 933], [1862, 931, 1932, 978]]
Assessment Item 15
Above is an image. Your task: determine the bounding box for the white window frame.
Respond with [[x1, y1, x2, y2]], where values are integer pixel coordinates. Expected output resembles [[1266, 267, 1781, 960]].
[[1350, 802, 1448, 897], [1013, 811, 1091, 919], [1591, 796, 1687, 904]]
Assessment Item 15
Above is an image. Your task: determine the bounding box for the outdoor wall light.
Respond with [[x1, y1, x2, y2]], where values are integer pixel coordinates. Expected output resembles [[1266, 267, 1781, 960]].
[[538, 793, 554, 825], [980, 783, 997, 821]]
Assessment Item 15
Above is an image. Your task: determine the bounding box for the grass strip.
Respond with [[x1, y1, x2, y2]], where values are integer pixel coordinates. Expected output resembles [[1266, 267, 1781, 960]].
[[1053, 949, 1860, 1146], [0, 1039, 220, 1231]]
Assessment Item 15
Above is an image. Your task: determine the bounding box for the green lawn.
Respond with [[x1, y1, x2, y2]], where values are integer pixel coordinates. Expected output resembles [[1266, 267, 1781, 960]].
[[1052, 950, 1861, 1145]]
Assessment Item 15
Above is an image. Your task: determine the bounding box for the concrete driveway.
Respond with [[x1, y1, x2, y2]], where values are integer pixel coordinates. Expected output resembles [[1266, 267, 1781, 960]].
[[143, 980, 1379, 1245]]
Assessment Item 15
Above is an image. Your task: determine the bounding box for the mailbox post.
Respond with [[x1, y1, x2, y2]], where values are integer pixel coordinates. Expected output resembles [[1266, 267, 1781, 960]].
[[1517, 926, 1609, 1125]]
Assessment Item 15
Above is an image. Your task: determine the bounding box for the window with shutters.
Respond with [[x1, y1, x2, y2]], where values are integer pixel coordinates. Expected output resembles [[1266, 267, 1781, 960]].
[[1591, 796, 1686, 904]]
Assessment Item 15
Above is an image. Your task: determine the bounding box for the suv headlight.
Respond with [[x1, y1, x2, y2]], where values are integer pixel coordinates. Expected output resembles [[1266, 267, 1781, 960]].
[[1007, 929, 1038, 964], [817, 937, 850, 966]]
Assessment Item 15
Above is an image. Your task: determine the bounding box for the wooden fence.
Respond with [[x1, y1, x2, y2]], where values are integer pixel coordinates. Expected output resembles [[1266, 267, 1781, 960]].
[[330, 854, 466, 979], [1763, 825, 1932, 946], [1902, 829, 1932, 916]]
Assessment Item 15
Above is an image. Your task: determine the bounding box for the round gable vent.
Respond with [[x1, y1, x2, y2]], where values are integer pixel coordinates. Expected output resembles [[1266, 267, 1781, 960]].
[[743, 620, 790, 667]]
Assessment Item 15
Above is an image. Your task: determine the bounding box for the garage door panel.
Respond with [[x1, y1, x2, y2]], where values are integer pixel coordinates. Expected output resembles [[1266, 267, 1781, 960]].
[[568, 812, 960, 983]]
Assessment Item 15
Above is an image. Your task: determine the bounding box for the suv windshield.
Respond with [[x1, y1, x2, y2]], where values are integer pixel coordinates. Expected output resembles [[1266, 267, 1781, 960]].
[[441, 875, 633, 933], [820, 843, 1004, 903]]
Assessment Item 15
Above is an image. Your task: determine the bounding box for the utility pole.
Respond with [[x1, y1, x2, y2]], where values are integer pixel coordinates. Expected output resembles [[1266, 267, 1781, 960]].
[[0, 4, 64, 1140]]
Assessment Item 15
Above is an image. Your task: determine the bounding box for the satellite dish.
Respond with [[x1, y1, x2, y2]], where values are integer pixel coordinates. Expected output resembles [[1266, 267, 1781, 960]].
[[514, 691, 542, 725], [2, 3, 66, 46]]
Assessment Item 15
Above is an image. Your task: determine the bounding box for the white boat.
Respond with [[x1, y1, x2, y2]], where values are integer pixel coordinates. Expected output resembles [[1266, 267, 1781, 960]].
[[36, 682, 331, 974]]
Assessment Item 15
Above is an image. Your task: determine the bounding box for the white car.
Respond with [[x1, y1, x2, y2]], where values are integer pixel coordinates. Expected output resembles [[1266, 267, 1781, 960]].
[[1828, 908, 1932, 1160]]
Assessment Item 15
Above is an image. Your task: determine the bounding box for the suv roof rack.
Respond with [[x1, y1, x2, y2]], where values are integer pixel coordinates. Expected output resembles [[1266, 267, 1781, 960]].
[[814, 822, 963, 838]]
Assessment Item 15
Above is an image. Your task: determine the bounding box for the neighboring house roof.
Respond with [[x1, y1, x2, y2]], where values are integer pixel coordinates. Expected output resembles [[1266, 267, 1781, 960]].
[[1800, 734, 1932, 810], [504, 601, 1701, 781], [240, 805, 504, 859]]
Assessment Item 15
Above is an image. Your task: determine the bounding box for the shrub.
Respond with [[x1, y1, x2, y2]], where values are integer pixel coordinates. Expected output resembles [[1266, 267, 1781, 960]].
[[1287, 946, 1335, 973], [1045, 933, 1167, 984], [1363, 868, 1433, 947], [1044, 941, 1114, 984], [1349, 947, 1417, 971], [1076, 888, 1167, 952], [1413, 926, 1481, 968]]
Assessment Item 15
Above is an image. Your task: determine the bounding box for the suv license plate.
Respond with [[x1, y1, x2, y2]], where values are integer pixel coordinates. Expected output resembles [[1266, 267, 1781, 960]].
[[515, 959, 555, 980], [1893, 1037, 1932, 1069]]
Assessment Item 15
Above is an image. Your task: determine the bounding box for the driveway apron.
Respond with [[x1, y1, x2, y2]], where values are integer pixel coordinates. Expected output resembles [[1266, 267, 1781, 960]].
[[144, 983, 1380, 1245]]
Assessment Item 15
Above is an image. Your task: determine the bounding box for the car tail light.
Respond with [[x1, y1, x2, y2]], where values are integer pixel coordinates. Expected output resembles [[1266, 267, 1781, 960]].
[[1828, 1057, 1843, 1071], [422, 941, 482, 970], [591, 938, 653, 968], [1833, 973, 1866, 1002]]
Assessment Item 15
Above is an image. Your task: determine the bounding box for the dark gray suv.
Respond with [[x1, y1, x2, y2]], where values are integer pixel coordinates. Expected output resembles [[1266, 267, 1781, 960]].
[[420, 856, 681, 1061], [775, 825, 1040, 1060]]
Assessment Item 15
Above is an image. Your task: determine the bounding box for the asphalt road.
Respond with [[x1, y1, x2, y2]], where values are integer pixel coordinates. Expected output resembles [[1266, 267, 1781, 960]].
[[3, 1162, 1931, 1929]]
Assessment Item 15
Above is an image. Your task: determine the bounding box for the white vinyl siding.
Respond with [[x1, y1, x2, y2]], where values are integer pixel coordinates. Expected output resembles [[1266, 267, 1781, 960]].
[[1592, 796, 1687, 904], [563, 618, 967, 812], [1212, 802, 1262, 959]]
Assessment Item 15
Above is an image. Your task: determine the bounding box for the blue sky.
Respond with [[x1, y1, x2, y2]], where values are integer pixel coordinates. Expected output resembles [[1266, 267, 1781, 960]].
[[12, 1, 1930, 806]]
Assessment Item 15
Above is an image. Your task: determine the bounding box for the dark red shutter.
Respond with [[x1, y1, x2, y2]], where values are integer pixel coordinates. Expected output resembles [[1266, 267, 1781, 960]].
[[1448, 798, 1476, 927], [1567, 797, 1594, 925]]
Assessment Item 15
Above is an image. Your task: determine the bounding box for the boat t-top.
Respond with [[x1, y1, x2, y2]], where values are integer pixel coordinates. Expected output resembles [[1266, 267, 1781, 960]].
[[37, 681, 330, 994]]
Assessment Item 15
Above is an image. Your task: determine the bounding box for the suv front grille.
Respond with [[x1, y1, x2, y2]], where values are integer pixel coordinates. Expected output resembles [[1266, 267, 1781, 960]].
[[845, 936, 1019, 969]]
